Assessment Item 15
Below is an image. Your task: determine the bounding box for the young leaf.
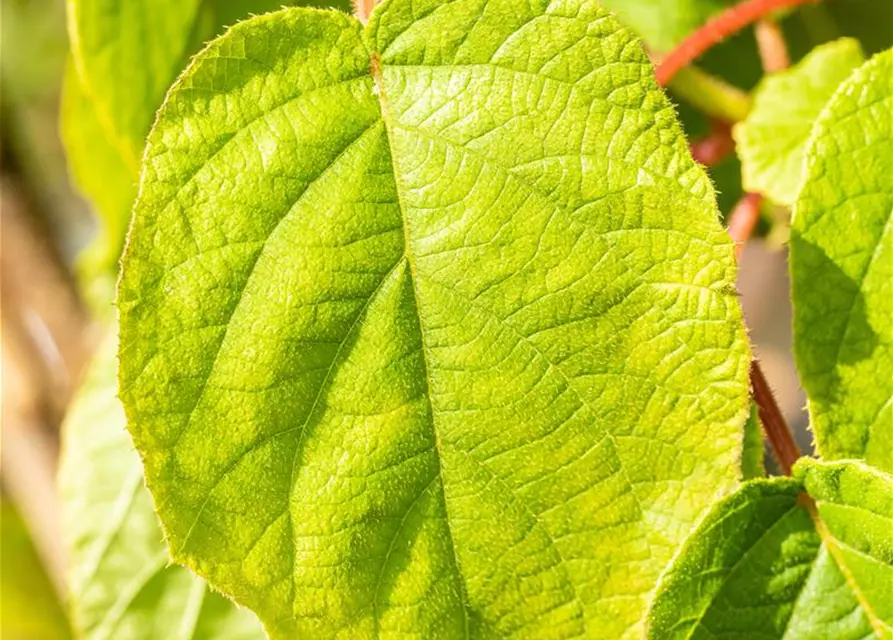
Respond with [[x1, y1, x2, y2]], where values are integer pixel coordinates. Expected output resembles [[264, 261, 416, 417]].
[[117, 2, 751, 637], [734, 38, 866, 206], [63, 0, 352, 276], [790, 49, 893, 472], [647, 459, 893, 639], [58, 329, 265, 640]]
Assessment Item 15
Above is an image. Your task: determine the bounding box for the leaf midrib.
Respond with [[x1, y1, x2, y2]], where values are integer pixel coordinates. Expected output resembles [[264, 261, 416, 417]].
[[370, 50, 474, 640]]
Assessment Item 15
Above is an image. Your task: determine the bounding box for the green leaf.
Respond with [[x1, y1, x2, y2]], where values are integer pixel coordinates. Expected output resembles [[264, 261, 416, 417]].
[[61, 61, 136, 301], [741, 404, 765, 479], [734, 38, 865, 206], [790, 49, 893, 472], [63, 0, 353, 276], [58, 329, 265, 640], [0, 501, 72, 640], [647, 459, 893, 639], [117, 2, 751, 637], [598, 0, 737, 52]]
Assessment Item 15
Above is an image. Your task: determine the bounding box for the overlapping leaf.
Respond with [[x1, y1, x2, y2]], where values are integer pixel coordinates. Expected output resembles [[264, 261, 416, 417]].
[[0, 501, 72, 640], [117, 1, 751, 636], [647, 459, 893, 639], [790, 49, 893, 472], [62, 0, 352, 276], [58, 330, 264, 640], [734, 38, 865, 206]]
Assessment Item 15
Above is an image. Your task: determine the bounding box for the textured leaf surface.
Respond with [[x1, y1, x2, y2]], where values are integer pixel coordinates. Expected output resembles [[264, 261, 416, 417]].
[[63, 0, 351, 275], [59, 329, 264, 640], [734, 39, 865, 206], [118, 2, 751, 637], [790, 49, 893, 472], [647, 459, 893, 639]]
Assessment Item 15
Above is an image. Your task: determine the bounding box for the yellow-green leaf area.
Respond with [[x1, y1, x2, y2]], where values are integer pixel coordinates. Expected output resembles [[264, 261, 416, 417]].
[[59, 329, 265, 640], [734, 38, 866, 206], [117, 1, 751, 637], [790, 49, 893, 472]]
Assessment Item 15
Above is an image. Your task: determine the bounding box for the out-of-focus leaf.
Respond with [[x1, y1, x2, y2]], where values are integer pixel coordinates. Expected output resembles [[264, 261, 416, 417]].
[[0, 500, 72, 640], [62, 0, 354, 278], [58, 329, 265, 640], [735, 38, 865, 206], [60, 62, 136, 305]]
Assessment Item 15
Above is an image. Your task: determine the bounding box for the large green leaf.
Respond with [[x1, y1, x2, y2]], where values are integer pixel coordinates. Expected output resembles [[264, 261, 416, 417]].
[[117, 2, 751, 637], [646, 459, 893, 639], [790, 49, 893, 472], [734, 38, 865, 206], [58, 330, 265, 640], [63, 0, 353, 276]]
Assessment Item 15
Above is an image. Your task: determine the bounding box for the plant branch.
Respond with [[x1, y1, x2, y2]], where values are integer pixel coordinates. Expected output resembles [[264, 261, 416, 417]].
[[728, 192, 763, 258], [353, 0, 377, 22], [690, 120, 736, 167], [669, 66, 752, 123], [656, 0, 817, 85], [750, 361, 800, 475], [755, 18, 791, 72]]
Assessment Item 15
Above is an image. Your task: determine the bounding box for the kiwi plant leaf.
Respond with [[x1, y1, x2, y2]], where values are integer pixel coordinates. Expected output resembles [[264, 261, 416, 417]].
[[58, 329, 265, 640], [790, 49, 893, 472], [647, 459, 893, 639], [117, 2, 752, 637], [734, 38, 866, 206], [62, 0, 352, 276]]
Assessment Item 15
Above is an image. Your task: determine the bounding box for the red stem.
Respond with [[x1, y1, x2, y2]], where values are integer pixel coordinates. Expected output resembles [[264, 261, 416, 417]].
[[690, 121, 735, 167], [354, 0, 377, 22], [727, 193, 763, 258], [750, 361, 801, 474], [656, 0, 817, 85]]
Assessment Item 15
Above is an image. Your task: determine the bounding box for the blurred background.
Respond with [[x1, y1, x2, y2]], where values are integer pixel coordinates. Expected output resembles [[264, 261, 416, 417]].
[[0, 0, 890, 637]]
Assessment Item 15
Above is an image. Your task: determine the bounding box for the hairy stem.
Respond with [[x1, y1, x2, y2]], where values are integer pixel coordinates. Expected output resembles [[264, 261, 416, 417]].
[[656, 0, 817, 85], [750, 361, 800, 475], [727, 193, 801, 475], [669, 66, 752, 122]]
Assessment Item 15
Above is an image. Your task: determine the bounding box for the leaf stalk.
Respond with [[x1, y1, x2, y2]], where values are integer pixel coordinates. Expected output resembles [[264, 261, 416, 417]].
[[656, 0, 818, 85]]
